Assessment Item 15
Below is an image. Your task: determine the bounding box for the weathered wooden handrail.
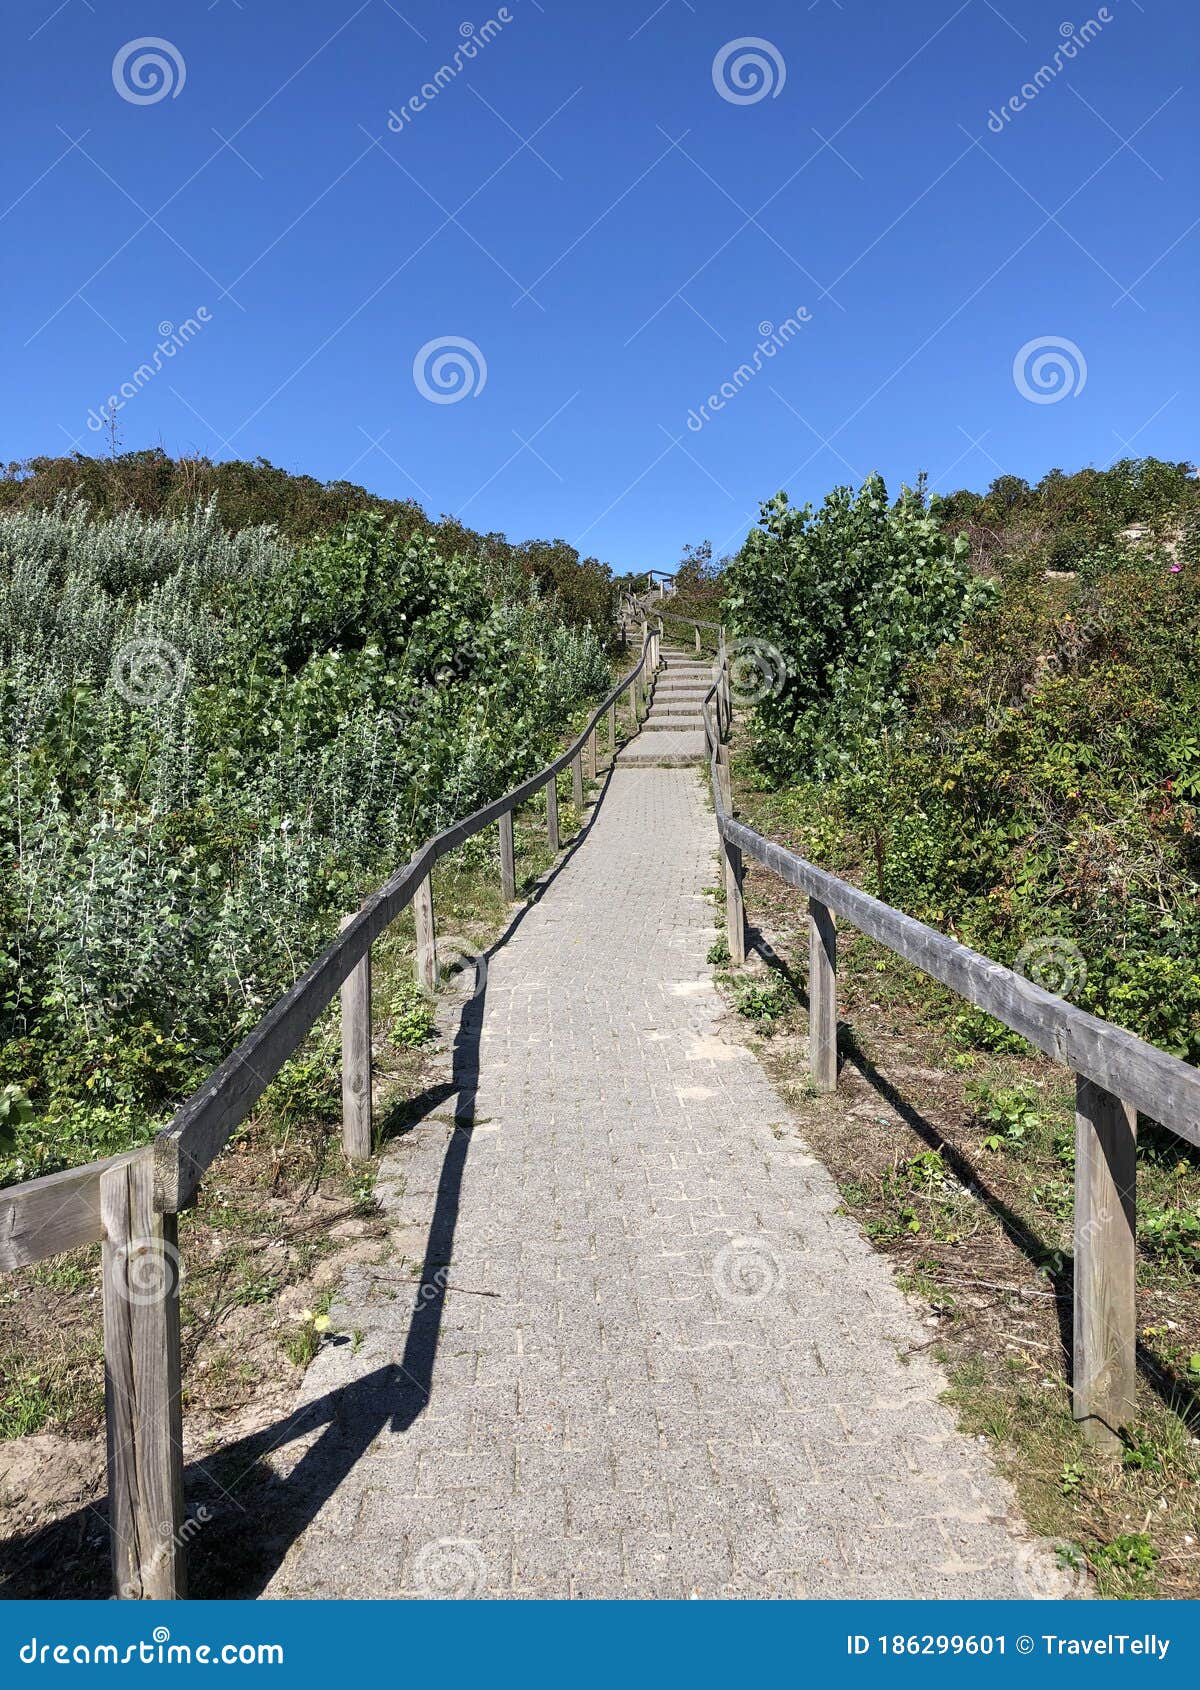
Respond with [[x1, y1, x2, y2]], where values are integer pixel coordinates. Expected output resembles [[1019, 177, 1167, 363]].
[[702, 648, 1199, 1456], [0, 624, 657, 1599]]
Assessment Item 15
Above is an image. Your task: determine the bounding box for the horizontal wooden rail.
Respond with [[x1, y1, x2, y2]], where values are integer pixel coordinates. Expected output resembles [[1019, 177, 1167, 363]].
[[0, 1148, 146, 1273], [702, 650, 1199, 1455]]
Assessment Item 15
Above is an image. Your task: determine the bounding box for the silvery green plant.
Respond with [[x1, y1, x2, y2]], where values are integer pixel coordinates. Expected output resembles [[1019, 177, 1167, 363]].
[[0, 499, 609, 1178]]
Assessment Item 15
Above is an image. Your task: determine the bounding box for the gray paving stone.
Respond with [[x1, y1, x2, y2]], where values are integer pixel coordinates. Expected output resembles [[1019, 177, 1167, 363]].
[[260, 758, 1079, 1602]]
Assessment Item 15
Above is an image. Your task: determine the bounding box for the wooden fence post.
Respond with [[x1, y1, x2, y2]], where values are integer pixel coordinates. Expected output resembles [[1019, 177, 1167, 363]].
[[572, 752, 584, 810], [340, 917, 373, 1159], [694, 624, 701, 655], [584, 727, 596, 782], [499, 807, 516, 901], [627, 681, 638, 730], [808, 898, 837, 1092], [546, 776, 560, 851], [716, 755, 745, 966], [413, 873, 436, 993], [607, 701, 617, 761], [101, 1152, 186, 1600], [1073, 1078, 1137, 1451]]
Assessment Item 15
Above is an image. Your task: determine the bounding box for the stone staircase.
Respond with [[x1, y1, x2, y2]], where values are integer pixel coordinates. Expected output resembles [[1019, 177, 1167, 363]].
[[619, 647, 712, 768]]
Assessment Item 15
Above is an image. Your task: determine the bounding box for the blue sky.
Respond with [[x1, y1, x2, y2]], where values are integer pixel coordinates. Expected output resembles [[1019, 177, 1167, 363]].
[[5, 0, 1197, 572]]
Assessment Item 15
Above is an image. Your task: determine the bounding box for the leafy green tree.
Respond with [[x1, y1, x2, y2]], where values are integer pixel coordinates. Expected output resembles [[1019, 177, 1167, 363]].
[[724, 476, 994, 780]]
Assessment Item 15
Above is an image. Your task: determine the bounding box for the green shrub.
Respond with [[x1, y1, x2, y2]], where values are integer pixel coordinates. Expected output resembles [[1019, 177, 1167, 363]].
[[723, 475, 995, 782], [0, 498, 611, 1181]]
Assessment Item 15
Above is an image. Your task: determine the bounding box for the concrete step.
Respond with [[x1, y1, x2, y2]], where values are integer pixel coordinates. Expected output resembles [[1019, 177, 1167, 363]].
[[618, 730, 706, 767], [641, 714, 703, 731]]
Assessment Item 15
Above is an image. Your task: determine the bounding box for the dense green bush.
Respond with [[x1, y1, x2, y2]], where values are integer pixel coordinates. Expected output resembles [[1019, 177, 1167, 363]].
[[931, 457, 1198, 576], [727, 459, 1200, 1062], [724, 476, 994, 781], [0, 499, 611, 1182]]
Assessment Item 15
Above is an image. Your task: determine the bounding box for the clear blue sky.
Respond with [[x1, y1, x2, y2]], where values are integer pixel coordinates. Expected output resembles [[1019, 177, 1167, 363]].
[[6, 0, 1197, 573]]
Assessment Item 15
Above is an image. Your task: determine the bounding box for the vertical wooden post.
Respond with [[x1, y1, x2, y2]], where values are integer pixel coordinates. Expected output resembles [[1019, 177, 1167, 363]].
[[546, 776, 560, 851], [694, 624, 701, 655], [572, 752, 584, 810], [584, 727, 596, 782], [340, 916, 373, 1159], [716, 755, 745, 966], [101, 1151, 186, 1600], [808, 898, 837, 1092], [627, 681, 638, 729], [499, 807, 516, 900], [607, 701, 617, 761], [1073, 1078, 1137, 1451], [413, 873, 436, 993]]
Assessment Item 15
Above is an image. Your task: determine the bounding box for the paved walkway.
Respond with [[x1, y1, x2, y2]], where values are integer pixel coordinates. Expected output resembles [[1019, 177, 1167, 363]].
[[260, 705, 1074, 1599]]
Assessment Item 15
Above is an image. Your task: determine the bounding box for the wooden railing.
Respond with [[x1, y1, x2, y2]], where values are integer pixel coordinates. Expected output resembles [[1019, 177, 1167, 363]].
[[0, 628, 660, 1600], [702, 641, 1200, 1457]]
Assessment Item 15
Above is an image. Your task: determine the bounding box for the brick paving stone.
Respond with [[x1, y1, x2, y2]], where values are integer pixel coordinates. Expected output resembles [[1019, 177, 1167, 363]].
[[260, 760, 1079, 1601]]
